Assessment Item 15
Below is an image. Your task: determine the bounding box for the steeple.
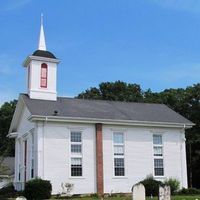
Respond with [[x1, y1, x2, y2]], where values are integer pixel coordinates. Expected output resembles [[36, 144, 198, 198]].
[[38, 13, 46, 51], [23, 14, 60, 101]]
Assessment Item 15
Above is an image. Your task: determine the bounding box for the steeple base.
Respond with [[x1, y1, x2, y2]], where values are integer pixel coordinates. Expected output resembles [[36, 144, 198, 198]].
[[28, 89, 57, 101]]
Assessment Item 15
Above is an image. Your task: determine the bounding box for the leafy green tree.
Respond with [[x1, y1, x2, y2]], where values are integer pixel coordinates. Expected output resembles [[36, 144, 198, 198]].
[[77, 80, 143, 102], [0, 100, 17, 156]]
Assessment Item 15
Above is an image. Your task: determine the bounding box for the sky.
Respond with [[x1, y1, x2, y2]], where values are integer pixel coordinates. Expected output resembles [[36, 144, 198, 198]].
[[0, 0, 200, 104]]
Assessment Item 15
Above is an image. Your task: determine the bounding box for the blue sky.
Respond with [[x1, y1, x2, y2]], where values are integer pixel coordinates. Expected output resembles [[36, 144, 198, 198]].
[[0, 0, 200, 104]]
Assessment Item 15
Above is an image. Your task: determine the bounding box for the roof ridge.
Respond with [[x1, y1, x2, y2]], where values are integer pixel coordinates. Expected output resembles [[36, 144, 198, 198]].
[[20, 93, 165, 106]]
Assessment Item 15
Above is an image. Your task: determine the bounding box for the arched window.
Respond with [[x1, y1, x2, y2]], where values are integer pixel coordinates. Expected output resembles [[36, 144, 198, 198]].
[[40, 63, 48, 88]]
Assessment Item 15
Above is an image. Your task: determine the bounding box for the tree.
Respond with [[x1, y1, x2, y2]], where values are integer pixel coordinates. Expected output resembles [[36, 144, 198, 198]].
[[77, 80, 143, 102], [0, 100, 17, 156]]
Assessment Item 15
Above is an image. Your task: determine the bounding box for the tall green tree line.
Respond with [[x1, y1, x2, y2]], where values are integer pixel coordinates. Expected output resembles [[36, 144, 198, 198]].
[[0, 81, 199, 188], [0, 100, 17, 157]]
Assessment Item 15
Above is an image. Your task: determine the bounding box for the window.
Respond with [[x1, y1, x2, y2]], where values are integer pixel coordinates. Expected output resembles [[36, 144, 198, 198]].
[[71, 132, 81, 142], [154, 159, 164, 176], [70, 131, 82, 176], [114, 158, 125, 176], [71, 158, 82, 176], [71, 144, 82, 154], [113, 132, 125, 176], [40, 63, 48, 88], [18, 164, 21, 181], [153, 135, 164, 176], [31, 133, 34, 178]]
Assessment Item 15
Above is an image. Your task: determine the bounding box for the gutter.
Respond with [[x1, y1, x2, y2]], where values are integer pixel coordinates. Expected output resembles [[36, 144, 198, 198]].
[[28, 115, 194, 129]]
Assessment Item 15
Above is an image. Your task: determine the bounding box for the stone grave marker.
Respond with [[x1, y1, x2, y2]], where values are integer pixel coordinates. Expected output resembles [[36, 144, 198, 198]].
[[132, 183, 146, 200], [16, 197, 27, 200], [159, 186, 171, 200]]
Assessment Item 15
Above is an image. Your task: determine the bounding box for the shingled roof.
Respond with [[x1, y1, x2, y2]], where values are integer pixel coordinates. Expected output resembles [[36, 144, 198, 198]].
[[20, 94, 193, 125]]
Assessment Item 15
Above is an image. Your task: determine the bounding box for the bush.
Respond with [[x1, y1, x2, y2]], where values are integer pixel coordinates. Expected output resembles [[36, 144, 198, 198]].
[[176, 188, 200, 195], [24, 178, 52, 200], [140, 175, 163, 196], [0, 183, 18, 198], [164, 178, 180, 194]]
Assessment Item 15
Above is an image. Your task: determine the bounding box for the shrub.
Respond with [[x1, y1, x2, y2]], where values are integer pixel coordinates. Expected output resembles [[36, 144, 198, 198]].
[[24, 178, 52, 200], [0, 183, 18, 198], [176, 188, 200, 195], [164, 178, 180, 194], [140, 175, 163, 196]]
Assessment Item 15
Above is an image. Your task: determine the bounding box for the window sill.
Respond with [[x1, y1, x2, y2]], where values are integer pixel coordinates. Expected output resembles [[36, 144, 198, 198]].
[[154, 176, 166, 179], [112, 176, 128, 179], [69, 176, 85, 179]]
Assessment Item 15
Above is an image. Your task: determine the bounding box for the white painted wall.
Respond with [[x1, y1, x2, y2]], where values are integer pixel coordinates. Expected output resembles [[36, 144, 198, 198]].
[[27, 59, 57, 101], [103, 125, 187, 193], [37, 122, 97, 194]]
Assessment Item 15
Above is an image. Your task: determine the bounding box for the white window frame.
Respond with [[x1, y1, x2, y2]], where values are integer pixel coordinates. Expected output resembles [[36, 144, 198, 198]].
[[70, 131, 83, 178], [153, 134, 164, 177], [113, 132, 125, 177]]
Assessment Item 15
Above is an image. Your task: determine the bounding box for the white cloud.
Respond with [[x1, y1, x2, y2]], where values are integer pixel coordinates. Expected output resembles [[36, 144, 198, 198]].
[[0, 0, 31, 12], [149, 0, 200, 13]]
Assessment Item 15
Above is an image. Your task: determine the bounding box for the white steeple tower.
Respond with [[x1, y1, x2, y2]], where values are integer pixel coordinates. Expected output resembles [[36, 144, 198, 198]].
[[23, 14, 60, 101], [38, 14, 46, 51]]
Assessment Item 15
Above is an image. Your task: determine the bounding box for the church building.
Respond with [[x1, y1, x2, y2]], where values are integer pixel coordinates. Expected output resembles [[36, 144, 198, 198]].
[[8, 18, 194, 195]]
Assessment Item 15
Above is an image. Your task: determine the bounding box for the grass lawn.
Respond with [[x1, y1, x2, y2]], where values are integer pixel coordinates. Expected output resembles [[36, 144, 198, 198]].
[[6, 195, 200, 200], [50, 195, 200, 200]]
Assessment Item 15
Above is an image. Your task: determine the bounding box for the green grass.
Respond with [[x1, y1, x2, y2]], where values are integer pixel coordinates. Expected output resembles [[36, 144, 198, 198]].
[[50, 195, 200, 200], [6, 195, 200, 200], [8, 195, 200, 200]]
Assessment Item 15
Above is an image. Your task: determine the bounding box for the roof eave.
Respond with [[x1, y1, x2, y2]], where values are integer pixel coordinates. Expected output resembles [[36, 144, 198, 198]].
[[28, 115, 194, 129], [7, 132, 18, 138]]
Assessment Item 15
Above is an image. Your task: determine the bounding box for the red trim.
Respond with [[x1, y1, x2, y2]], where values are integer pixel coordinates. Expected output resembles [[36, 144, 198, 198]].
[[40, 63, 48, 88]]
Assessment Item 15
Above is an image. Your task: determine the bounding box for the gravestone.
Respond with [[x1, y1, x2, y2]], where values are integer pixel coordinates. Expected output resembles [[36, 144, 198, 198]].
[[132, 183, 145, 200], [16, 197, 27, 200], [159, 186, 171, 200]]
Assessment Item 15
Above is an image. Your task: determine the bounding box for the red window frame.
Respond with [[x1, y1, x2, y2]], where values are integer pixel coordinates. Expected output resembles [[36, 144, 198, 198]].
[[40, 63, 48, 88]]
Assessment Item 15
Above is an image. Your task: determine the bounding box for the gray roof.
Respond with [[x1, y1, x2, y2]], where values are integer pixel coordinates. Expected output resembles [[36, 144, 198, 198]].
[[0, 157, 15, 176], [21, 94, 193, 125]]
